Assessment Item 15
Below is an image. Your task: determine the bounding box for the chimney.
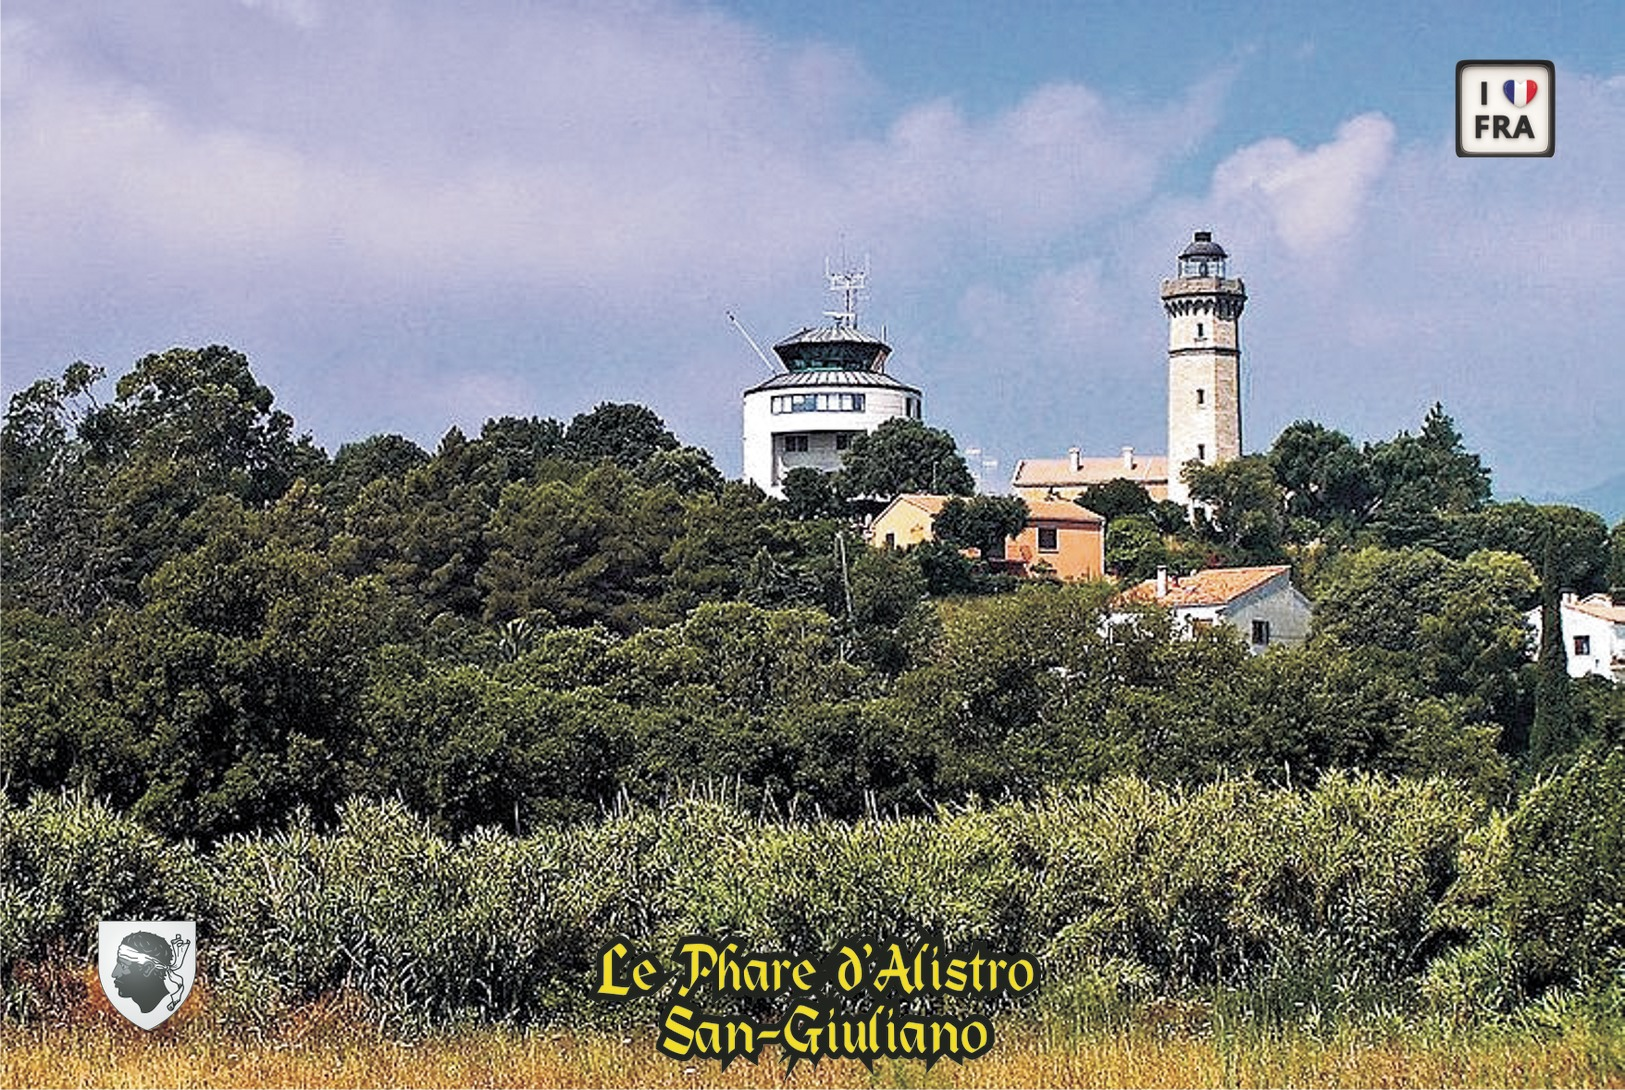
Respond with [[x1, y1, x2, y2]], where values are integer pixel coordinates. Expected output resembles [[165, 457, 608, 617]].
[[1156, 566, 1168, 598], [1068, 446, 1081, 472], [1121, 445, 1134, 470], [1562, 591, 1578, 606]]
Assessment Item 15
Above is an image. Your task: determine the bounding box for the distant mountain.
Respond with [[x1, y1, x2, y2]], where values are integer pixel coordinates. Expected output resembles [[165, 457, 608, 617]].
[[1504, 472, 1625, 524]]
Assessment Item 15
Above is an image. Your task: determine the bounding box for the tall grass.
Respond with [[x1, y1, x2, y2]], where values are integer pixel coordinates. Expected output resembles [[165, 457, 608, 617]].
[[2, 766, 1616, 1039]]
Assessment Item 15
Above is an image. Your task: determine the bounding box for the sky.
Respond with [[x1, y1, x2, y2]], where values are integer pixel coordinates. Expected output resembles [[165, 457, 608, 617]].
[[3, 0, 1622, 506]]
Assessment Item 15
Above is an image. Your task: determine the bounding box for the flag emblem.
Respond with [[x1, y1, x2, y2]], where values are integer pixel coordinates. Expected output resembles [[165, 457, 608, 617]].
[[98, 921, 196, 1029], [1503, 80, 1538, 107]]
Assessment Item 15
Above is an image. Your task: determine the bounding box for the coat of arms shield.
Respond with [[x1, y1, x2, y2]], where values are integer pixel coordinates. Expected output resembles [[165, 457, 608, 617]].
[[98, 921, 196, 1029]]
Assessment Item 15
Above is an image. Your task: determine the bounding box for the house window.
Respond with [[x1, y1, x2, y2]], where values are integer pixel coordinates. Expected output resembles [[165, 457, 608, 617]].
[[884, 532, 896, 549], [835, 432, 853, 451], [1196, 443, 1206, 460], [1037, 526, 1059, 552], [1251, 619, 1271, 646], [1196, 388, 1206, 406], [1574, 634, 1592, 657], [782, 434, 809, 453], [1190, 618, 1214, 633]]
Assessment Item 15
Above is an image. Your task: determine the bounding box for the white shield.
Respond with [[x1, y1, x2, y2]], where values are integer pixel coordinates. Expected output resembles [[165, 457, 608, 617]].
[[98, 921, 197, 1029]]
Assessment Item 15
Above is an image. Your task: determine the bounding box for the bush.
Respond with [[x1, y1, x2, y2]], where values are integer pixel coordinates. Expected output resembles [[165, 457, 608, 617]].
[[1, 790, 203, 1020]]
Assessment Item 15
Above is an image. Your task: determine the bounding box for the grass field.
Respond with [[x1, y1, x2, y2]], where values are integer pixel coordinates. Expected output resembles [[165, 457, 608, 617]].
[[6, 1015, 1622, 1089]]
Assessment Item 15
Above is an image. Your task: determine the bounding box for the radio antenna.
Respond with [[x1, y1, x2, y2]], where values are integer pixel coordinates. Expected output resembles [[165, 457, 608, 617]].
[[727, 311, 778, 374]]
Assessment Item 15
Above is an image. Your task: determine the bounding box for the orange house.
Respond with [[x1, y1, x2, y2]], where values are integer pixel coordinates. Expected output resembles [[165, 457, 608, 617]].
[[867, 493, 1106, 581]]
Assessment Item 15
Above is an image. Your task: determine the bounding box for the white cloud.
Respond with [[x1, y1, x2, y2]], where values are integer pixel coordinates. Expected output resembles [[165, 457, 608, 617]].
[[1211, 113, 1394, 255]]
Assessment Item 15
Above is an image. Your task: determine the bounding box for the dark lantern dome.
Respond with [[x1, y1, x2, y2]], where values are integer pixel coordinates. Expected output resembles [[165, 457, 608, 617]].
[[1180, 230, 1228, 260], [1178, 230, 1229, 277]]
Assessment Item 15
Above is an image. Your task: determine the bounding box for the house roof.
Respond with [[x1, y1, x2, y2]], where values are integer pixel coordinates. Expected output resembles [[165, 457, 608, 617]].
[[1011, 454, 1169, 489], [1569, 593, 1625, 623], [1120, 565, 1292, 608], [880, 493, 1103, 526], [743, 368, 919, 395], [1024, 498, 1105, 524], [886, 493, 951, 517]]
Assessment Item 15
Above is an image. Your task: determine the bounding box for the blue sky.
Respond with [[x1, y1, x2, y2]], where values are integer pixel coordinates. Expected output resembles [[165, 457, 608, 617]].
[[3, 1, 1622, 504]]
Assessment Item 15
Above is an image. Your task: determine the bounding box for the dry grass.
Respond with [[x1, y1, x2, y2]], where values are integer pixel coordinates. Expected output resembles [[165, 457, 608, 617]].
[[6, 1017, 1622, 1089], [6, 968, 1620, 1089]]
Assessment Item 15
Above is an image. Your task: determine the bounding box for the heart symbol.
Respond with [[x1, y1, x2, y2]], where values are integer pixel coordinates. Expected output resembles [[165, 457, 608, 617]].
[[1502, 80, 1538, 107]]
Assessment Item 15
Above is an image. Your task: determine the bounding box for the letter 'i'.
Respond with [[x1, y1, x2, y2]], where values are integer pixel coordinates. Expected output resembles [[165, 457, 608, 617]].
[[1481, 82, 1487, 106]]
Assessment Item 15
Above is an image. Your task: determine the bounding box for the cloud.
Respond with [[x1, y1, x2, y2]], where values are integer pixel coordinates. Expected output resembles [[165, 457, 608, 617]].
[[4, 2, 1618, 497], [1210, 113, 1394, 255]]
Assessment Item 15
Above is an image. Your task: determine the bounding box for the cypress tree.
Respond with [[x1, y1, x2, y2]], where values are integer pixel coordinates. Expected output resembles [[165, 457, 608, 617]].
[[1530, 528, 1577, 769]]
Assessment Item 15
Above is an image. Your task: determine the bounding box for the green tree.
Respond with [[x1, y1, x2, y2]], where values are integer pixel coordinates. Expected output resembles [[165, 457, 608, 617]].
[[932, 495, 1028, 560], [1104, 514, 1171, 582], [1529, 535, 1578, 770], [562, 402, 679, 468], [1611, 519, 1625, 593], [1368, 403, 1492, 546], [1, 364, 114, 616], [1267, 419, 1378, 532], [336, 426, 505, 620], [479, 415, 566, 479], [1076, 478, 1153, 522], [1447, 502, 1610, 596], [837, 418, 974, 500], [1499, 744, 1625, 993], [1312, 546, 1537, 739], [781, 467, 842, 520], [80, 505, 396, 838], [638, 446, 724, 496], [1184, 455, 1286, 561], [478, 464, 683, 631], [322, 433, 430, 509]]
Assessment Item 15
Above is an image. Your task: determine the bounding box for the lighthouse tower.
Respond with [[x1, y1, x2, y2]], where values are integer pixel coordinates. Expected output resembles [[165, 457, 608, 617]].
[[1162, 230, 1246, 507], [742, 266, 923, 497]]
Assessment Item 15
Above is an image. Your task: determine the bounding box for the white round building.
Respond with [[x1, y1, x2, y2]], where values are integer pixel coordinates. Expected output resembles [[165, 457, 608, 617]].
[[742, 271, 923, 497]]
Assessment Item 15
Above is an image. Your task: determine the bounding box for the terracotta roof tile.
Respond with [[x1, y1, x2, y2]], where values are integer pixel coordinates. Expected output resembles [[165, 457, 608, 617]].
[[1571, 594, 1625, 623], [1120, 565, 1291, 608]]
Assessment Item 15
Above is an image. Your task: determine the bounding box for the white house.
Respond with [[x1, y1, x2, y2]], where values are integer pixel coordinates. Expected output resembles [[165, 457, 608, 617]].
[[1526, 593, 1625, 682], [1114, 564, 1312, 653]]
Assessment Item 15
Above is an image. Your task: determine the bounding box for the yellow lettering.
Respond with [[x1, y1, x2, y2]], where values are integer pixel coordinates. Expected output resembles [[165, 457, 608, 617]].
[[597, 942, 630, 998], [658, 1003, 696, 1058]]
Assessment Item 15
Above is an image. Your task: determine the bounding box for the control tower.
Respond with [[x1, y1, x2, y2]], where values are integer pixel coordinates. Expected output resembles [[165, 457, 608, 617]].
[[742, 265, 923, 496]]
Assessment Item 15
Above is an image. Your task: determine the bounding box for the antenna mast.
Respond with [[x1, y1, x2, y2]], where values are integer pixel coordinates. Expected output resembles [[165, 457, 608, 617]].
[[823, 255, 870, 329], [727, 311, 779, 374]]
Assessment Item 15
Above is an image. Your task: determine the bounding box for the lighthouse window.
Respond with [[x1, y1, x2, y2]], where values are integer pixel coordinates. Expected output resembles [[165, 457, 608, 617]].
[[1196, 322, 1205, 339], [1196, 388, 1205, 405], [1197, 443, 1207, 461], [782, 434, 809, 453]]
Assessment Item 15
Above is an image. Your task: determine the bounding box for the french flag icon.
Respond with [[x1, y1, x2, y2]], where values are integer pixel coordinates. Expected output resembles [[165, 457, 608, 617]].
[[1503, 79, 1538, 106]]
